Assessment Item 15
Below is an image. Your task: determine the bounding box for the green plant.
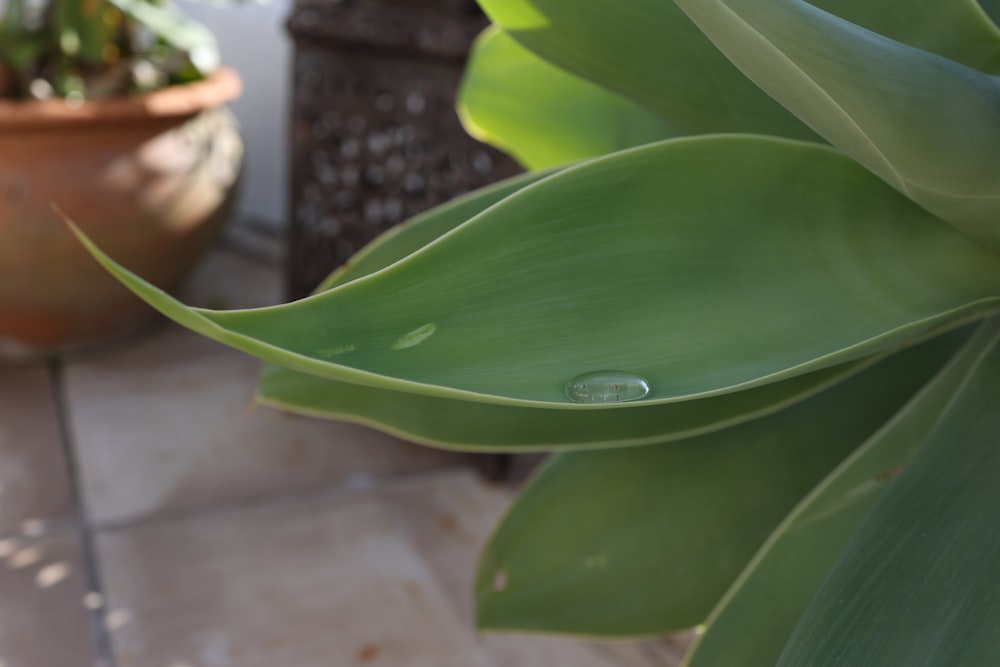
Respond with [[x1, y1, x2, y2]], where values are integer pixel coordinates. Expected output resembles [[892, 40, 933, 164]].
[[0, 0, 232, 99], [72, 0, 1000, 663]]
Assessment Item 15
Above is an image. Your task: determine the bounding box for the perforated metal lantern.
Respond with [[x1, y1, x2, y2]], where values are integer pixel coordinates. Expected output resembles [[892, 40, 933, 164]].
[[287, 0, 521, 298]]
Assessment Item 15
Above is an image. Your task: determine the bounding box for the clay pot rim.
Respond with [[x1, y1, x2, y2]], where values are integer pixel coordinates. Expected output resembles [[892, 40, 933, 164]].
[[0, 67, 242, 130]]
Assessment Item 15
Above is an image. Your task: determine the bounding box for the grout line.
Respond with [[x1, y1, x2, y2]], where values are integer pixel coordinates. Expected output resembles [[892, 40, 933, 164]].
[[48, 358, 119, 667], [91, 462, 483, 534]]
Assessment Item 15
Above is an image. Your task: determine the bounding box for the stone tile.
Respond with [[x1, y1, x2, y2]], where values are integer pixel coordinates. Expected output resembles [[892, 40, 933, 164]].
[[95, 489, 489, 667], [380, 470, 510, 622], [0, 527, 99, 667], [382, 470, 691, 667], [63, 249, 466, 526], [0, 366, 75, 532]]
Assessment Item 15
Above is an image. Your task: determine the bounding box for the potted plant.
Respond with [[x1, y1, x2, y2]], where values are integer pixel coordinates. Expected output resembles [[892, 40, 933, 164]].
[[75, 0, 1000, 664], [0, 0, 243, 360]]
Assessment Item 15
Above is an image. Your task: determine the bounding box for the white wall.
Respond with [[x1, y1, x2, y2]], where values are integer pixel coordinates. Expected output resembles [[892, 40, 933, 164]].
[[176, 0, 293, 230]]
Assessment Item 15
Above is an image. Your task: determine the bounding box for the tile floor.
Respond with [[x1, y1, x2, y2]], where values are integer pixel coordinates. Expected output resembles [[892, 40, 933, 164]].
[[0, 226, 690, 667]]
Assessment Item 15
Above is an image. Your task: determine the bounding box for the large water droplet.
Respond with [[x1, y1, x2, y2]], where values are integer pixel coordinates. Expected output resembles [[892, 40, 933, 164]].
[[565, 371, 651, 404]]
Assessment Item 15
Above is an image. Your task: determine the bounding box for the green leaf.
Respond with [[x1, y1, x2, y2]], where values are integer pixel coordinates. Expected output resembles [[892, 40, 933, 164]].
[[476, 0, 816, 139], [108, 0, 219, 73], [258, 357, 869, 450], [685, 321, 997, 667], [70, 136, 1000, 407], [809, 0, 1000, 73], [776, 318, 1000, 666], [269, 162, 874, 450], [977, 0, 1000, 29], [0, 32, 45, 71], [314, 168, 555, 292], [476, 0, 1000, 140], [673, 0, 1000, 245], [54, 0, 113, 63], [1, 0, 25, 35], [457, 27, 678, 170], [475, 331, 965, 635]]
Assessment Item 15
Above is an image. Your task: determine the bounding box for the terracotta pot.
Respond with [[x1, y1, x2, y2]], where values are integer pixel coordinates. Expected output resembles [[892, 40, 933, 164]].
[[0, 68, 243, 361]]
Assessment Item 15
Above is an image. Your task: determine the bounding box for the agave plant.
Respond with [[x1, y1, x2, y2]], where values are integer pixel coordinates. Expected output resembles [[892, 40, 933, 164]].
[[74, 0, 1000, 663]]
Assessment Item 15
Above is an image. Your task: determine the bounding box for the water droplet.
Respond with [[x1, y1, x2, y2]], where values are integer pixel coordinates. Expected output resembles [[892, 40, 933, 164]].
[[565, 371, 651, 404], [392, 323, 436, 350], [320, 343, 355, 357]]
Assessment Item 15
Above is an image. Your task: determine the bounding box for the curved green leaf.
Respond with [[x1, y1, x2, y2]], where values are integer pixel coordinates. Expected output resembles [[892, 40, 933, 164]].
[[476, 0, 815, 139], [474, 332, 964, 635], [71, 136, 1000, 407], [258, 356, 870, 450], [977, 0, 1000, 28], [686, 321, 996, 667], [777, 319, 1000, 666], [477, 0, 1000, 141], [457, 27, 678, 170], [315, 167, 554, 292], [674, 0, 1000, 245], [809, 0, 1000, 73]]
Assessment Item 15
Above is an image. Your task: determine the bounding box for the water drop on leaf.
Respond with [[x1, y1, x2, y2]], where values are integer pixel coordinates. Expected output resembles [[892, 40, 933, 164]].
[[565, 371, 651, 404]]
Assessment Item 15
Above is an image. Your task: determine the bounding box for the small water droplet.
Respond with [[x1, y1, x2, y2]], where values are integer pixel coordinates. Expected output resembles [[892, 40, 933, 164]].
[[320, 343, 355, 357], [392, 323, 436, 350], [565, 371, 651, 404]]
